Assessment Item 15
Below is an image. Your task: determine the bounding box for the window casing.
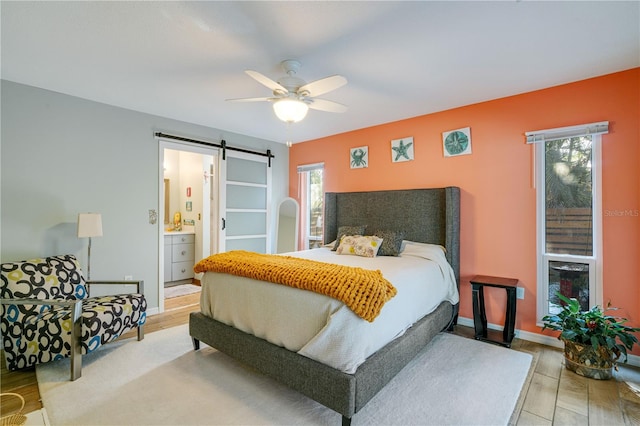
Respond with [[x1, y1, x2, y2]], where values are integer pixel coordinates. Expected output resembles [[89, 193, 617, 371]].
[[297, 163, 324, 249], [531, 123, 606, 323]]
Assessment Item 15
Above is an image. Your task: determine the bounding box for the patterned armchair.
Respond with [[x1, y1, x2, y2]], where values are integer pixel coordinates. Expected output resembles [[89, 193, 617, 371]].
[[0, 254, 146, 380]]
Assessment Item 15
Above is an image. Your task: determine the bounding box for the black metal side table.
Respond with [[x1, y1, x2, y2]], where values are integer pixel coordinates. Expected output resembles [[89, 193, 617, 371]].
[[470, 275, 518, 348]]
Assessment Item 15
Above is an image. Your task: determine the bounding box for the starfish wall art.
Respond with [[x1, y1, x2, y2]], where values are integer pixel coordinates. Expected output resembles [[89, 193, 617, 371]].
[[391, 137, 414, 162]]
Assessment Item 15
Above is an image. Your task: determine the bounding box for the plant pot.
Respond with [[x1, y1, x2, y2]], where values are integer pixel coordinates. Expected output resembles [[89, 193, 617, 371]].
[[562, 339, 614, 380]]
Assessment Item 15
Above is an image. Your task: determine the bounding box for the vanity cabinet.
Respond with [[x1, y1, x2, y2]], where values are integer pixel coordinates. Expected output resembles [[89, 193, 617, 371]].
[[164, 233, 195, 283]]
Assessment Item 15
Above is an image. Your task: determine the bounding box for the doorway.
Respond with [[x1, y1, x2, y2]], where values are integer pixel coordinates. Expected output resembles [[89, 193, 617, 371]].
[[159, 140, 218, 313]]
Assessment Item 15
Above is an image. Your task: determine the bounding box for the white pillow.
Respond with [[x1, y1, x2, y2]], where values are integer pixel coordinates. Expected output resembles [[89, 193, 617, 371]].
[[323, 240, 337, 248], [401, 240, 447, 259], [336, 235, 384, 257]]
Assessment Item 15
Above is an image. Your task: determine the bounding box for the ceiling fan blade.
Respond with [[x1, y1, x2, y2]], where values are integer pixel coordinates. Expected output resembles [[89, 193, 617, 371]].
[[245, 70, 288, 94], [299, 75, 347, 97], [226, 96, 272, 102], [307, 98, 348, 113]]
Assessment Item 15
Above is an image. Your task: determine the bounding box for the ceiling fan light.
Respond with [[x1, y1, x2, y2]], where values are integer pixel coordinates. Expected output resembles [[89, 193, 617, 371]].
[[273, 99, 309, 123]]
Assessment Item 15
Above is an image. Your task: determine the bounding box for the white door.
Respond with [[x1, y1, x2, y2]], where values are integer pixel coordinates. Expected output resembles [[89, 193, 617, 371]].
[[218, 151, 272, 253]]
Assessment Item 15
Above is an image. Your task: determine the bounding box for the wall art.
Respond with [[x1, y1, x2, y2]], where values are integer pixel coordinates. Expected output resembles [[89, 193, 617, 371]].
[[350, 146, 368, 169], [442, 127, 472, 157], [391, 137, 414, 162]]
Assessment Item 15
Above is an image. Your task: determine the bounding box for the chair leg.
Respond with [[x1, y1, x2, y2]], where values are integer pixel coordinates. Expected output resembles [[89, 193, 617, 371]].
[[137, 324, 145, 341], [70, 320, 82, 381], [69, 302, 83, 380], [70, 351, 82, 381]]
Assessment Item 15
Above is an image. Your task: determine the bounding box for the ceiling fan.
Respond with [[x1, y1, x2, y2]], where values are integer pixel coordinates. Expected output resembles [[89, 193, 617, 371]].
[[227, 59, 348, 123]]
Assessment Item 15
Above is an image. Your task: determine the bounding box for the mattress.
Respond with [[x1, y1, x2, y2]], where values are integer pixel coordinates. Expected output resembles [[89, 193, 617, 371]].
[[199, 241, 459, 373]]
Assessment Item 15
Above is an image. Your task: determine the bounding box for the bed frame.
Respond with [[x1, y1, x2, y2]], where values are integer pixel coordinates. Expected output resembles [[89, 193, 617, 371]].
[[189, 186, 460, 425]]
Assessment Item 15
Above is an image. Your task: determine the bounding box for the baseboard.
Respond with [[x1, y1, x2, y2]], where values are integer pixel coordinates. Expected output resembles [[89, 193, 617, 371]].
[[457, 315, 640, 368], [146, 307, 160, 316]]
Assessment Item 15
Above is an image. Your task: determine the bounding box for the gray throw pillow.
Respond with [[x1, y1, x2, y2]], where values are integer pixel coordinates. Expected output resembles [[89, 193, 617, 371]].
[[374, 230, 404, 256], [332, 225, 366, 251]]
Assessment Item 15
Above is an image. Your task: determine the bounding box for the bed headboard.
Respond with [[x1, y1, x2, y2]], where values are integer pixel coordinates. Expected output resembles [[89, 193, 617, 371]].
[[324, 187, 460, 285]]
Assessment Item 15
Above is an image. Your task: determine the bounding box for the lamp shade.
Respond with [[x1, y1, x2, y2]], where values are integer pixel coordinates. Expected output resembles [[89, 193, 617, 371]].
[[77, 213, 103, 238], [273, 99, 309, 123]]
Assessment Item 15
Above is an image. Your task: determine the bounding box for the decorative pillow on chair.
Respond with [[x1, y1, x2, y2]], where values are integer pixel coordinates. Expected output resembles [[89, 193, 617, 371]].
[[336, 235, 384, 257], [332, 225, 366, 251], [374, 230, 404, 256]]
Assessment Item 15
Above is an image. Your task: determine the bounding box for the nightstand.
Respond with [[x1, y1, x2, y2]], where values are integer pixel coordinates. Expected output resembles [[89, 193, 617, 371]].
[[470, 275, 518, 348]]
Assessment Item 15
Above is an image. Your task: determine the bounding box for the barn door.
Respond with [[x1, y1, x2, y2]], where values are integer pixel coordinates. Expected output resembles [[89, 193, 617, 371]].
[[218, 151, 272, 253]]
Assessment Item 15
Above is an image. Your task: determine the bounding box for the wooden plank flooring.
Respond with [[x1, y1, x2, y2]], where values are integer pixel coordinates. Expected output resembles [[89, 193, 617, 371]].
[[2, 292, 639, 425]]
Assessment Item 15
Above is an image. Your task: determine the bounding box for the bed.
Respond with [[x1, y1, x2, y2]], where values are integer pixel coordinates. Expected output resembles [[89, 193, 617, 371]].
[[189, 186, 460, 425]]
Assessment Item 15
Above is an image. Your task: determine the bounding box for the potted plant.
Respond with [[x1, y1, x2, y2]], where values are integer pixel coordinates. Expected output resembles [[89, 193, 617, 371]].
[[542, 292, 640, 380]]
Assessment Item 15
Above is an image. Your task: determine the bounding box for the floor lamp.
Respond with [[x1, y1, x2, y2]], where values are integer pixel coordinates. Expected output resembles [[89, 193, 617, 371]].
[[77, 213, 103, 280]]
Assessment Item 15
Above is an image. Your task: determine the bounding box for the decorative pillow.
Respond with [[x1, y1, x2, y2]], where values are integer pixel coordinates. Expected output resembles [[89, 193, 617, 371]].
[[336, 235, 384, 257], [374, 230, 404, 256], [332, 225, 366, 251]]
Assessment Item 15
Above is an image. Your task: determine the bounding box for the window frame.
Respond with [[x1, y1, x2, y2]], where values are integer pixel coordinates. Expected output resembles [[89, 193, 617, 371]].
[[534, 131, 604, 324], [297, 162, 324, 250]]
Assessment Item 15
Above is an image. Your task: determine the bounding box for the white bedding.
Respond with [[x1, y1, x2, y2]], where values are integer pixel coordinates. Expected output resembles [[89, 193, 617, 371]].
[[199, 241, 459, 373]]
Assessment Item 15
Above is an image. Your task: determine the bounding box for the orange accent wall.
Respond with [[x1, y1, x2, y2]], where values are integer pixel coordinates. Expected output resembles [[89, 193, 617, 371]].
[[289, 68, 640, 352]]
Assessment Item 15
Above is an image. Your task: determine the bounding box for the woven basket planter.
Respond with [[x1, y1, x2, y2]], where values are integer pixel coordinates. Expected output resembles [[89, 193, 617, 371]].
[[0, 393, 27, 426], [562, 339, 614, 380]]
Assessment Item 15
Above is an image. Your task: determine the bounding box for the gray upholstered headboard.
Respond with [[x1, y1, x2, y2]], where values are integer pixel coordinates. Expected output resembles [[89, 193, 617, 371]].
[[324, 187, 460, 285]]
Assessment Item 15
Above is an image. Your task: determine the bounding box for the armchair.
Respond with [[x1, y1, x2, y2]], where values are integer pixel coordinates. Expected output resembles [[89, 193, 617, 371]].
[[1, 254, 146, 380]]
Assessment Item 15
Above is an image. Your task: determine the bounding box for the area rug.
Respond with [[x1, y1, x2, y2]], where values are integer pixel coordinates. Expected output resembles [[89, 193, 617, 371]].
[[164, 283, 201, 299], [37, 324, 533, 425]]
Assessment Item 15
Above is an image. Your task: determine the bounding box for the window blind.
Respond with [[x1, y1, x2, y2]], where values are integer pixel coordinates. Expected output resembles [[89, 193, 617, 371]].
[[297, 162, 324, 173], [525, 121, 609, 144]]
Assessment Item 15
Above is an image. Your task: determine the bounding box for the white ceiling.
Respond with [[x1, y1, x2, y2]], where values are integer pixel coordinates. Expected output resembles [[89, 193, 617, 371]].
[[2, 1, 639, 144]]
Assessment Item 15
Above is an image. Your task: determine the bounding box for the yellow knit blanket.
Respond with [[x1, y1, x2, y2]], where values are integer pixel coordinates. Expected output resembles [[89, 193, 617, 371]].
[[194, 250, 397, 322]]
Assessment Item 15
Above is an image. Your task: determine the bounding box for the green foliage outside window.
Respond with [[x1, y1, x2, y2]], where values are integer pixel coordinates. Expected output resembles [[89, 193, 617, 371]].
[[545, 136, 592, 210]]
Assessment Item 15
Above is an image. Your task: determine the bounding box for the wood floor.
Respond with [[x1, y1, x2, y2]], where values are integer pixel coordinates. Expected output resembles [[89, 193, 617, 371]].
[[2, 292, 639, 425]]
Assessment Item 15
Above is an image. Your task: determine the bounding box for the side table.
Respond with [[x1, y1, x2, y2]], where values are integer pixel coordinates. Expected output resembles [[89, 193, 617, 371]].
[[470, 275, 518, 348]]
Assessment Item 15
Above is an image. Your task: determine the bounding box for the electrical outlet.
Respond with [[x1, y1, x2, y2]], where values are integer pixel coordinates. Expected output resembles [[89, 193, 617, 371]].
[[124, 275, 133, 280], [517, 287, 525, 300]]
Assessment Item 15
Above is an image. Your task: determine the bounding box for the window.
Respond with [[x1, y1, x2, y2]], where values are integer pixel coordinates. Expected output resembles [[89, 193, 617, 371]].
[[529, 122, 607, 322], [298, 163, 324, 249]]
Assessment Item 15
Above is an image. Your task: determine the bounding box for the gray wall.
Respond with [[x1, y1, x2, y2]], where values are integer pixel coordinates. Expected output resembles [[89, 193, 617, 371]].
[[1, 80, 289, 311]]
